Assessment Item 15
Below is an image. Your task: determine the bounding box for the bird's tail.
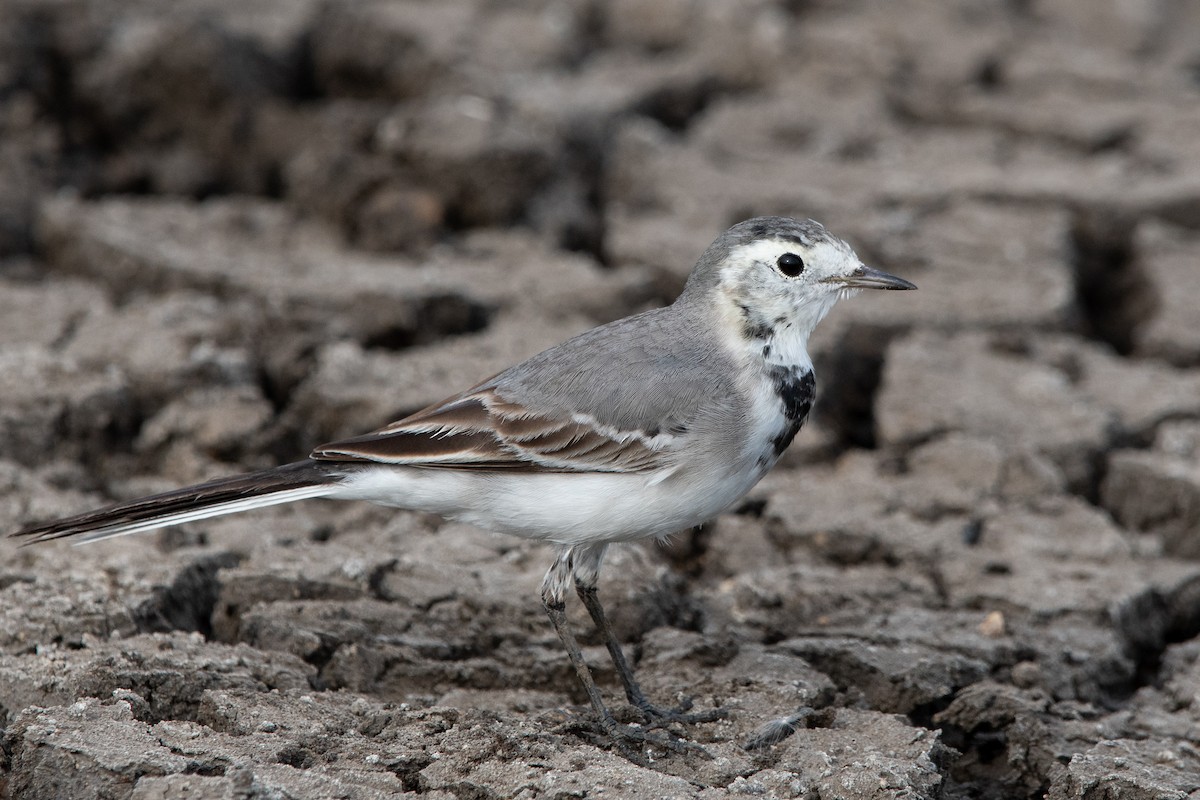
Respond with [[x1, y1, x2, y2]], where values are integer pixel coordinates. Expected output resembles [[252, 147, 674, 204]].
[[12, 460, 343, 545]]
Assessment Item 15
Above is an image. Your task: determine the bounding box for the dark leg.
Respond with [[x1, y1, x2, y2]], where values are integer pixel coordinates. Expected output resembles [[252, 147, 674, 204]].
[[541, 587, 696, 758], [574, 582, 650, 708], [540, 545, 722, 755], [541, 593, 620, 732], [575, 581, 726, 726]]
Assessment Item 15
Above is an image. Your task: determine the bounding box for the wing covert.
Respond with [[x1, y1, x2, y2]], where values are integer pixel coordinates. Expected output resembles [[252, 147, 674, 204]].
[[311, 387, 671, 473]]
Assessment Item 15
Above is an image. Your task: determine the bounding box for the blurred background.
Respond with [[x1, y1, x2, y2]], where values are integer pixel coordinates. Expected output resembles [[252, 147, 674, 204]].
[[3, 1, 1200, 798], [2, 0, 1197, 473]]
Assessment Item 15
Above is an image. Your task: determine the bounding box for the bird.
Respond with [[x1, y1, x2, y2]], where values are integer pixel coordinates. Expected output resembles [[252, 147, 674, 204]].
[[13, 216, 915, 752]]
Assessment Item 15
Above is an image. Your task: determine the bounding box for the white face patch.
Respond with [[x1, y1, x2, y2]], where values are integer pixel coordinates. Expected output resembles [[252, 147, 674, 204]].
[[722, 236, 861, 288], [713, 231, 864, 365]]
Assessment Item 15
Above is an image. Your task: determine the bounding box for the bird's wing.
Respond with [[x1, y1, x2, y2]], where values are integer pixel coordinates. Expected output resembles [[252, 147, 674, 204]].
[[313, 305, 737, 474], [311, 385, 671, 473]]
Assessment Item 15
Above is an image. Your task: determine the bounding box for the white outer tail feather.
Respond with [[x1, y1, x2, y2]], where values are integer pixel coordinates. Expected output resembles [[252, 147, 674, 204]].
[[69, 485, 338, 545], [13, 461, 343, 545]]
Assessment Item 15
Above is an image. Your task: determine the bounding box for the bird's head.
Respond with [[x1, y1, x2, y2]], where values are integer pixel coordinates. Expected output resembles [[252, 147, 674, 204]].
[[682, 216, 915, 351]]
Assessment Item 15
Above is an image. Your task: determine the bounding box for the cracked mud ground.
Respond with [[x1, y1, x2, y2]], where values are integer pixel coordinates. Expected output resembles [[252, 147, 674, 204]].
[[2, 1, 1200, 798]]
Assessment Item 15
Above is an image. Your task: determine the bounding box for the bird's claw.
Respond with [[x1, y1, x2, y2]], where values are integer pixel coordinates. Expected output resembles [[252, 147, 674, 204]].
[[601, 717, 712, 762], [634, 696, 728, 730], [557, 710, 714, 763]]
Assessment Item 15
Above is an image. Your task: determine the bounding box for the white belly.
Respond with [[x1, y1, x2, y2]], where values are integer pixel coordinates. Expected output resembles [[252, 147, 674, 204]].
[[332, 365, 797, 547], [333, 446, 776, 548]]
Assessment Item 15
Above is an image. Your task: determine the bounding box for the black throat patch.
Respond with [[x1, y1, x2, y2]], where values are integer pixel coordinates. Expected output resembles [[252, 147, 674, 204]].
[[767, 366, 815, 456]]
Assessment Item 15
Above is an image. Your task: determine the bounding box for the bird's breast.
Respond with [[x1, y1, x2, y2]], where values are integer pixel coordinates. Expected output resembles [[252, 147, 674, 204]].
[[740, 363, 816, 473]]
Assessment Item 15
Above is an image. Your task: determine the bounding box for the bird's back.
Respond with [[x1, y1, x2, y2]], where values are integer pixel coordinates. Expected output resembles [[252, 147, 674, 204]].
[[484, 300, 742, 443]]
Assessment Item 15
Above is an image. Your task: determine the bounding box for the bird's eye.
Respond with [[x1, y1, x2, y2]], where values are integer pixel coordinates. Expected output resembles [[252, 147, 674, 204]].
[[776, 252, 805, 277]]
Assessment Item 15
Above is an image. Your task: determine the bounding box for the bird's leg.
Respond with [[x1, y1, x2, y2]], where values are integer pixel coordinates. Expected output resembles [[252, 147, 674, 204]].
[[573, 582, 651, 709], [540, 547, 699, 757], [570, 545, 726, 728], [540, 550, 618, 731]]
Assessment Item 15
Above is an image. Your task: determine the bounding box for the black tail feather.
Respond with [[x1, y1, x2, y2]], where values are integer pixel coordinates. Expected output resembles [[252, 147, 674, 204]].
[[12, 460, 339, 544]]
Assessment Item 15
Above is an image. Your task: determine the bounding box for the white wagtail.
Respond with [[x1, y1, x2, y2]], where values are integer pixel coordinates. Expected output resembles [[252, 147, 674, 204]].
[[14, 216, 915, 749]]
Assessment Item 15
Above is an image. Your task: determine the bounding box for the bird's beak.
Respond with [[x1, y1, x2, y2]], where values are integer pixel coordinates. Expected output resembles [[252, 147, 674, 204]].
[[825, 264, 917, 291]]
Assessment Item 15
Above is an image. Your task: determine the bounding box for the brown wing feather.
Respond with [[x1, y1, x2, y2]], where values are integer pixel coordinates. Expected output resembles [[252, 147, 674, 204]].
[[311, 387, 667, 474]]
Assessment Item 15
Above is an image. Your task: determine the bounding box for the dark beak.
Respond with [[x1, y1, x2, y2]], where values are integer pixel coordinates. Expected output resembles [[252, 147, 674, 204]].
[[826, 264, 917, 291]]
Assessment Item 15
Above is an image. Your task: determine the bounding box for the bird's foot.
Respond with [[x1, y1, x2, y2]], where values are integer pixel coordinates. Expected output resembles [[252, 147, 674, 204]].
[[557, 711, 712, 764], [633, 695, 728, 730]]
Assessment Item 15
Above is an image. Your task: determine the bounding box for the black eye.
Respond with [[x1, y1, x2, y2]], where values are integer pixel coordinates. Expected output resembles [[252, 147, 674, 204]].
[[777, 252, 805, 277]]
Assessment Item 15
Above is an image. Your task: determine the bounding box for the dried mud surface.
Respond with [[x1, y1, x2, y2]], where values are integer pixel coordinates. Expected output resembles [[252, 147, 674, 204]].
[[3, 1, 1200, 798]]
